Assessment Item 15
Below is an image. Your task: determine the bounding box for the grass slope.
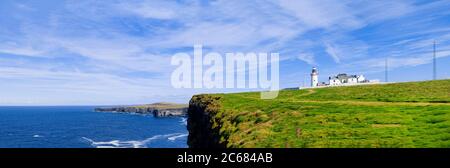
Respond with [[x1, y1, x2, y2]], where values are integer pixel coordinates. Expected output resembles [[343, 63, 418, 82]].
[[209, 79, 450, 148]]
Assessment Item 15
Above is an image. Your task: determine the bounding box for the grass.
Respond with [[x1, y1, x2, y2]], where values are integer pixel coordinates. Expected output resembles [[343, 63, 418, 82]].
[[205, 79, 450, 148], [133, 102, 188, 109]]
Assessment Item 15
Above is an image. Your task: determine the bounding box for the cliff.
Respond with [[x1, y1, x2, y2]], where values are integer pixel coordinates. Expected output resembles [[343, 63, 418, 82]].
[[187, 80, 450, 148], [95, 102, 188, 117], [187, 95, 227, 148]]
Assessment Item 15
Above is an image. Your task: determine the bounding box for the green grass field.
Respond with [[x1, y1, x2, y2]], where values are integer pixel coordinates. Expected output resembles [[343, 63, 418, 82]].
[[208, 79, 450, 148]]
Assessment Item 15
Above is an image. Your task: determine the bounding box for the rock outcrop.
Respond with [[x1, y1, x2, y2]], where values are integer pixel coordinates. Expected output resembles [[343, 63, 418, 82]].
[[95, 102, 188, 117], [187, 95, 227, 148]]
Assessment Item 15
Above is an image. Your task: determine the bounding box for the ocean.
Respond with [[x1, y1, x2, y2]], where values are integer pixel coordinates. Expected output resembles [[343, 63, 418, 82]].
[[0, 106, 188, 148]]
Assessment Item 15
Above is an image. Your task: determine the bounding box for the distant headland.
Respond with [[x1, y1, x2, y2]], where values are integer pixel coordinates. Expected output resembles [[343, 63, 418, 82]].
[[95, 102, 188, 117]]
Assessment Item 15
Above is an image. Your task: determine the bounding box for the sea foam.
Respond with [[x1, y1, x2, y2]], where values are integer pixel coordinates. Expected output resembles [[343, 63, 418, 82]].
[[82, 133, 186, 148], [180, 117, 187, 126], [168, 134, 188, 141]]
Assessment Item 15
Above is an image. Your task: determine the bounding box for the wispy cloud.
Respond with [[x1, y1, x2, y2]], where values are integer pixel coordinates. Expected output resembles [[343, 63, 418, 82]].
[[116, 0, 180, 20], [324, 42, 341, 63], [297, 53, 316, 65], [0, 0, 449, 105]]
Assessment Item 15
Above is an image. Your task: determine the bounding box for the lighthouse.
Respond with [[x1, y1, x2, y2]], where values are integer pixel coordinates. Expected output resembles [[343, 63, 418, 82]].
[[311, 67, 318, 87]]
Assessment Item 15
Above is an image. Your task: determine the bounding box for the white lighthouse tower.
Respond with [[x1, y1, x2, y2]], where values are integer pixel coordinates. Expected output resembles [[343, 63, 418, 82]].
[[311, 67, 318, 87]]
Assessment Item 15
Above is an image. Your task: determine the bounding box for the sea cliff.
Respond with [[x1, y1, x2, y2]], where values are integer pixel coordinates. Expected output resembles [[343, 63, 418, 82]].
[[187, 95, 227, 148], [186, 80, 450, 148], [95, 102, 188, 117]]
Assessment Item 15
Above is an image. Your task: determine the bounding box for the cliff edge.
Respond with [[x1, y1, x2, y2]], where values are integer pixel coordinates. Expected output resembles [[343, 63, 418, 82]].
[[187, 80, 450, 148], [187, 95, 227, 148], [95, 102, 188, 117]]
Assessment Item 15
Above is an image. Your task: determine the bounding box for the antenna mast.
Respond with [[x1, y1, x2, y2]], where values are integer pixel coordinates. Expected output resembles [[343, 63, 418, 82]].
[[385, 57, 388, 82], [433, 41, 437, 80]]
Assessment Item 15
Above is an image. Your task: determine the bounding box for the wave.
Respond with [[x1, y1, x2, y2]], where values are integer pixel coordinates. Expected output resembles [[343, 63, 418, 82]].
[[168, 133, 188, 141], [82, 133, 186, 148], [180, 117, 187, 126], [33, 134, 43, 138]]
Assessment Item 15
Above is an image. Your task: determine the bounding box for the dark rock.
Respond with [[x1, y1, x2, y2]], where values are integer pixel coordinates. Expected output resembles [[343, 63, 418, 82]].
[[94, 103, 188, 117], [187, 95, 226, 148]]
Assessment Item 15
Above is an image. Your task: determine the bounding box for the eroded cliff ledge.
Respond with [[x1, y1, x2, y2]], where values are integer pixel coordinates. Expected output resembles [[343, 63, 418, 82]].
[[95, 102, 188, 117]]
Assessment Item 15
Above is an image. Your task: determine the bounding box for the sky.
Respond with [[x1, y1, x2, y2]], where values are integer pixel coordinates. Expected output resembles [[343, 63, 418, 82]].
[[0, 0, 450, 105]]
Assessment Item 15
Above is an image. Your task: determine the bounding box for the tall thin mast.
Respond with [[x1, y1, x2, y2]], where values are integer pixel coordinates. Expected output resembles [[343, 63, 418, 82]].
[[433, 41, 437, 80], [385, 57, 388, 82]]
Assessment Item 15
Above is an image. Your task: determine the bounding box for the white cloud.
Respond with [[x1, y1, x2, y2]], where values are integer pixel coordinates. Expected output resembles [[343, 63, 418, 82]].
[[297, 53, 316, 65], [345, 49, 450, 72], [0, 45, 46, 57], [324, 42, 341, 63], [1, 0, 449, 104], [278, 0, 363, 29], [0, 36, 55, 57], [116, 0, 179, 20], [0, 66, 174, 105], [350, 1, 414, 23]]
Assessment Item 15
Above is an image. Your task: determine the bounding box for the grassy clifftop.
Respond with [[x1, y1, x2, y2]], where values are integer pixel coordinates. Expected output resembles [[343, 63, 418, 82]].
[[188, 79, 450, 148]]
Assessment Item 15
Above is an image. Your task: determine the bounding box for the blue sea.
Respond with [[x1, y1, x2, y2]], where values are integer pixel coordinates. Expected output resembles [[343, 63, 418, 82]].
[[0, 106, 188, 148]]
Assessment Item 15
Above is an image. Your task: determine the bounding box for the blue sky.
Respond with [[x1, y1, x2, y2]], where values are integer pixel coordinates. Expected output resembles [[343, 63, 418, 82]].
[[0, 0, 450, 105]]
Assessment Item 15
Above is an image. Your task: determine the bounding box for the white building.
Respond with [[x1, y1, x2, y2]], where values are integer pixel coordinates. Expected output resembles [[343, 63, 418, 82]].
[[311, 67, 318, 87], [307, 67, 375, 88], [329, 74, 366, 86]]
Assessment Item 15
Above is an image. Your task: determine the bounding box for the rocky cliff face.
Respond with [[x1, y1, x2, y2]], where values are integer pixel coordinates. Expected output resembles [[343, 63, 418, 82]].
[[153, 108, 187, 117], [187, 95, 227, 148], [95, 103, 188, 117]]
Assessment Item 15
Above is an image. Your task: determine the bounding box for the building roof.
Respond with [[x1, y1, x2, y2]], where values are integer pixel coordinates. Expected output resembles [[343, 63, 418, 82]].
[[311, 67, 318, 74], [330, 73, 358, 80]]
